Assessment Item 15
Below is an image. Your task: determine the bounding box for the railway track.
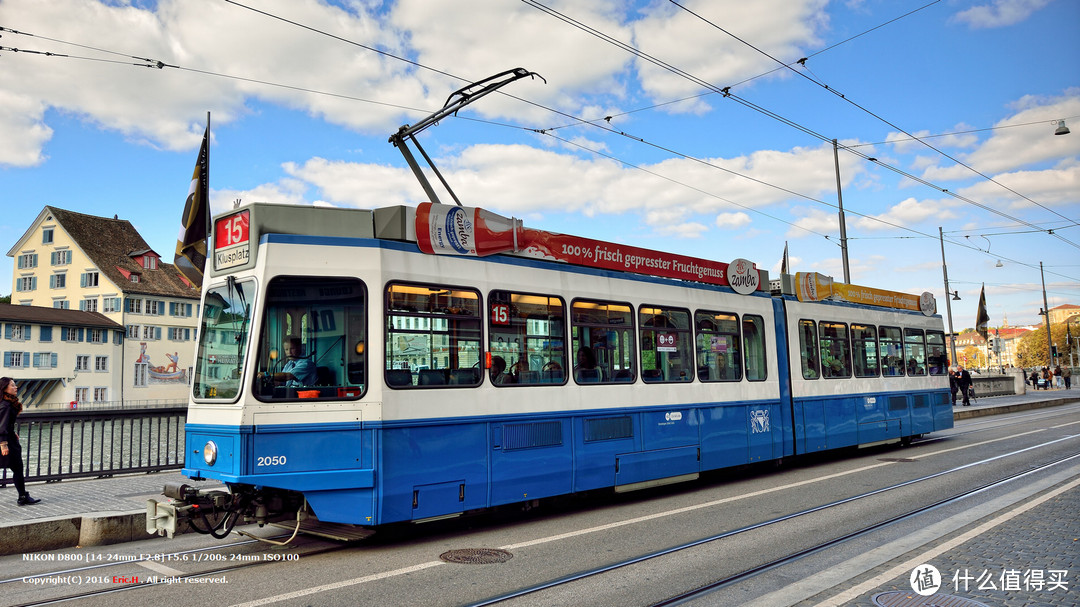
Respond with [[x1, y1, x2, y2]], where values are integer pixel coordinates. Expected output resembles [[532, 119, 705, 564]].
[[467, 437, 1080, 607], [4, 533, 350, 606], [9, 406, 1079, 606]]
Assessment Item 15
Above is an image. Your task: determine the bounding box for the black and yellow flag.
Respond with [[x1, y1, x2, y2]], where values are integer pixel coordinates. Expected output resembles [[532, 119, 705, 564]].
[[175, 124, 209, 288], [975, 284, 990, 341]]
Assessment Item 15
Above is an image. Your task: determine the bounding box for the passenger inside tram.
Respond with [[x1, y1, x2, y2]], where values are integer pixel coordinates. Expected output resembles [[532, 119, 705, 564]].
[[575, 347, 601, 382]]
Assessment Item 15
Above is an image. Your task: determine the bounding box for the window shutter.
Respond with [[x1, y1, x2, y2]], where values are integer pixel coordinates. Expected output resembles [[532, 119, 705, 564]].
[[78, 328, 85, 342], [22, 352, 30, 367], [155, 327, 162, 340], [33, 254, 38, 267], [3, 324, 10, 339], [3, 352, 11, 367], [158, 300, 166, 315], [24, 325, 32, 340], [51, 353, 58, 368]]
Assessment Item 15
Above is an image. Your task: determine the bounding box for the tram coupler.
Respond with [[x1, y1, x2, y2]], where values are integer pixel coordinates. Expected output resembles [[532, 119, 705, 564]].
[[146, 498, 199, 538], [146, 482, 236, 538]]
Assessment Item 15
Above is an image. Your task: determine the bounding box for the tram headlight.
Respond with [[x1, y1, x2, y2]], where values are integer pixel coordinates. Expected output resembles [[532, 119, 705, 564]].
[[203, 440, 218, 466]]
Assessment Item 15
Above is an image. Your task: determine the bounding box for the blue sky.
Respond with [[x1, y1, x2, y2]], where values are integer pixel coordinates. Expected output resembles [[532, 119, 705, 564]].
[[2, 0, 1078, 328]]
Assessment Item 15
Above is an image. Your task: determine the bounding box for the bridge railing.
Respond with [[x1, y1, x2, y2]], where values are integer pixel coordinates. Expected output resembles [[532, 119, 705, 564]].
[[1, 406, 188, 486]]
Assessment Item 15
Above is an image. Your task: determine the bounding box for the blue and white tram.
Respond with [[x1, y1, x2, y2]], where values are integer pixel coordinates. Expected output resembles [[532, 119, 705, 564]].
[[147, 202, 952, 538]]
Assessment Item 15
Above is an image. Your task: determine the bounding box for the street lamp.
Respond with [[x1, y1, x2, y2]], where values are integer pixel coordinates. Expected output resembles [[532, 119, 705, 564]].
[[1039, 261, 1054, 367], [939, 227, 960, 366]]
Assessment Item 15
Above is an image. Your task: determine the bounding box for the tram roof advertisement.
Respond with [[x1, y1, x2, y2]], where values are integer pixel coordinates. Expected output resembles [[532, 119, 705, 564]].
[[795, 271, 937, 316], [415, 202, 763, 293]]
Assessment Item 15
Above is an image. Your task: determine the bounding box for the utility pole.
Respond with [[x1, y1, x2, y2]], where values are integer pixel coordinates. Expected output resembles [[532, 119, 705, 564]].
[[939, 227, 958, 365], [833, 139, 850, 284], [1040, 262, 1054, 366]]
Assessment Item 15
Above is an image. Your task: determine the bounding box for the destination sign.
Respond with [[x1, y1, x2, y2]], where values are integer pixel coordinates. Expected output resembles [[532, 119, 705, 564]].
[[214, 210, 251, 270]]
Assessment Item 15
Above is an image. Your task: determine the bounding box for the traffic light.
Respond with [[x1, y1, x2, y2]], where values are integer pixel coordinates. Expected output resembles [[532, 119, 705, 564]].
[[1052, 344, 1058, 358]]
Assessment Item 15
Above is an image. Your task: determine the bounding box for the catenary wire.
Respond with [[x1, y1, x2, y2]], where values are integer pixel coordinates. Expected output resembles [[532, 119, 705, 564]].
[[3, 11, 1076, 281], [514, 1, 1079, 250], [512, 1, 1080, 258], [666, 0, 1080, 240]]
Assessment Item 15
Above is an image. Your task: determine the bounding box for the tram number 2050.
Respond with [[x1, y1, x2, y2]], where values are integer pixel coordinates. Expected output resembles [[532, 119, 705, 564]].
[[256, 455, 287, 467]]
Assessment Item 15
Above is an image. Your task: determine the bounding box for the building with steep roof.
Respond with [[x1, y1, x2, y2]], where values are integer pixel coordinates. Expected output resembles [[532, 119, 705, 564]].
[[6, 207, 199, 407], [0, 304, 124, 407]]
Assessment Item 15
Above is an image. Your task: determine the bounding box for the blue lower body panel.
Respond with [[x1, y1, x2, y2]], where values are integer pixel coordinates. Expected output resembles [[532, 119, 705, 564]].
[[793, 389, 951, 453], [183, 391, 948, 527]]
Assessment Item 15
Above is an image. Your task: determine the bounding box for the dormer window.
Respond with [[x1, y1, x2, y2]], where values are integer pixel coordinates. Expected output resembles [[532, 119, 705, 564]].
[[130, 273, 141, 283], [143, 256, 157, 270]]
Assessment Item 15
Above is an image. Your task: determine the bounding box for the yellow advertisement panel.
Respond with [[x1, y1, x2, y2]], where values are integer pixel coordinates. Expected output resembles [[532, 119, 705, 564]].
[[795, 272, 936, 315]]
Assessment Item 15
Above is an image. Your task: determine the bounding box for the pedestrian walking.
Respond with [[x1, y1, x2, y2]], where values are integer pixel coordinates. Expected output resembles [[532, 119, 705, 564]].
[[1064, 366, 1072, 390], [949, 367, 959, 404], [955, 365, 973, 406], [1, 377, 41, 506], [1053, 365, 1063, 389]]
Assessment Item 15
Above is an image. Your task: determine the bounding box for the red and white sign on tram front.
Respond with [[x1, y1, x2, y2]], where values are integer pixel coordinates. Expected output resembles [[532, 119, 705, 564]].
[[415, 203, 762, 292], [214, 210, 251, 270]]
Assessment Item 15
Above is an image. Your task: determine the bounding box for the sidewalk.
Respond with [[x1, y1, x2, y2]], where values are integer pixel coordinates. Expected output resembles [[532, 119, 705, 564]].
[[0, 470, 220, 556], [950, 385, 1078, 419], [1, 390, 1077, 556]]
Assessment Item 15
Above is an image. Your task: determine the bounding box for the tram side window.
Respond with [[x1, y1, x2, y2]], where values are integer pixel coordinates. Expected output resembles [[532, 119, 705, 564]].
[[640, 306, 693, 383], [798, 320, 819, 379], [819, 322, 852, 378], [571, 299, 635, 384], [743, 315, 767, 381], [904, 328, 927, 376], [880, 326, 904, 376], [695, 311, 741, 382], [488, 291, 566, 386], [926, 330, 947, 375], [385, 283, 482, 388], [254, 276, 367, 401], [852, 324, 880, 378]]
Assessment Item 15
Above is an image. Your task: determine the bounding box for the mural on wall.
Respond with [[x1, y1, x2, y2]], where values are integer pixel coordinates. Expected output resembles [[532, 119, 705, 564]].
[[136, 342, 188, 383]]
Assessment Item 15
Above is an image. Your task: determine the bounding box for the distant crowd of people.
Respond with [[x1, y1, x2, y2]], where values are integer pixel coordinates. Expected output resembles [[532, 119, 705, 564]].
[[1027, 365, 1071, 390]]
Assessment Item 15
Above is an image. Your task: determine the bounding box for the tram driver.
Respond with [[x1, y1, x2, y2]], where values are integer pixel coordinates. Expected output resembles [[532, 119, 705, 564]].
[[263, 336, 317, 387]]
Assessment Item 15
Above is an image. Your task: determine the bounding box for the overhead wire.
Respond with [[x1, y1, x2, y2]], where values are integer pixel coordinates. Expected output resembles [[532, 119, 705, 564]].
[[514, 0, 1080, 260], [665, 0, 1080, 245], [3, 6, 1076, 280], [510, 0, 1080, 276], [0, 18, 849, 244]]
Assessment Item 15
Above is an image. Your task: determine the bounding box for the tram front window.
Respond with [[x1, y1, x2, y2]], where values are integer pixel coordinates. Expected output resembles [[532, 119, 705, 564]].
[[193, 278, 255, 400], [255, 276, 367, 400]]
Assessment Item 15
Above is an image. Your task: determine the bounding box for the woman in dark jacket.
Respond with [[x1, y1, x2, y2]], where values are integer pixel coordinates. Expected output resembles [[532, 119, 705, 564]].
[[1, 377, 41, 505]]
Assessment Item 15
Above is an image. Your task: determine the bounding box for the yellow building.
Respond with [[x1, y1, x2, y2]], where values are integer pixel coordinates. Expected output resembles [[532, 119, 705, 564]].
[[1048, 304, 1080, 326], [6, 207, 199, 407]]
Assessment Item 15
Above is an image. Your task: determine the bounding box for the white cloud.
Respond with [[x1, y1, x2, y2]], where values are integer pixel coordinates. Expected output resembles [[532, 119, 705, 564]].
[[631, 0, 829, 107], [920, 92, 1080, 181], [786, 207, 836, 238], [715, 212, 752, 229], [854, 196, 956, 231], [955, 164, 1080, 210], [0, 91, 52, 167], [952, 0, 1053, 29]]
